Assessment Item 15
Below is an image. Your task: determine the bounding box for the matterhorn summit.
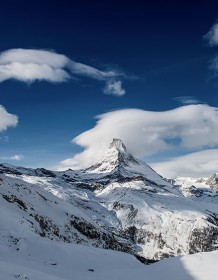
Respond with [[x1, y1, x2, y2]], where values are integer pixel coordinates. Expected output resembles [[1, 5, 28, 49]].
[[86, 138, 140, 173], [85, 139, 171, 188], [109, 138, 127, 151]]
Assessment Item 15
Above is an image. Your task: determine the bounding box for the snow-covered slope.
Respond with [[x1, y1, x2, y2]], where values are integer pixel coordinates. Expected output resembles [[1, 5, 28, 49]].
[[0, 232, 218, 280], [0, 170, 134, 254], [169, 177, 213, 197], [170, 175, 218, 196], [0, 139, 218, 262], [0, 234, 145, 280], [145, 249, 218, 280]]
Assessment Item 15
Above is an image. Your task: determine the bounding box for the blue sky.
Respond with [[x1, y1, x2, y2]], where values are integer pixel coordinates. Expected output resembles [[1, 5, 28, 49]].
[[1, 0, 218, 177]]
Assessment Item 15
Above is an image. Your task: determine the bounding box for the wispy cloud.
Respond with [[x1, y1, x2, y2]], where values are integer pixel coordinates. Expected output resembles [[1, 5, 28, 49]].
[[0, 48, 126, 96], [151, 149, 218, 178], [103, 80, 125, 96], [204, 21, 218, 47], [0, 106, 19, 163], [58, 104, 218, 171], [204, 20, 218, 77], [0, 154, 24, 161], [0, 105, 18, 132], [174, 96, 204, 105], [0, 135, 9, 142]]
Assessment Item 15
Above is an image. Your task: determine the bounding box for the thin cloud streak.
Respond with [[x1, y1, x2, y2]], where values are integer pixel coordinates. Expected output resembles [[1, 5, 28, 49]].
[[174, 96, 205, 105], [140, 55, 209, 80]]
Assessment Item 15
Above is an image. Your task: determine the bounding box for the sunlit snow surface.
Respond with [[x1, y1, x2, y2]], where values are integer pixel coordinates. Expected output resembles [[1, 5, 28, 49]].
[[0, 234, 217, 280]]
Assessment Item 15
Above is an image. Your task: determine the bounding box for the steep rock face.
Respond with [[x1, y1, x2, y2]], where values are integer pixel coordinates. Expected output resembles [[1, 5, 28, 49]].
[[207, 173, 218, 192], [0, 139, 218, 261]]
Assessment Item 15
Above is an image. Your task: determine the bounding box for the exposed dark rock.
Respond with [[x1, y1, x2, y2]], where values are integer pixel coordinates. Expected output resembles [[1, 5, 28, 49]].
[[189, 226, 218, 254], [35, 168, 56, 178], [2, 194, 27, 211], [0, 164, 22, 175]]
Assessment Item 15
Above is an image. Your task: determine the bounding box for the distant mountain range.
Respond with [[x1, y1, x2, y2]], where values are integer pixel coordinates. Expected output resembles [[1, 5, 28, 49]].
[[0, 138, 218, 264]]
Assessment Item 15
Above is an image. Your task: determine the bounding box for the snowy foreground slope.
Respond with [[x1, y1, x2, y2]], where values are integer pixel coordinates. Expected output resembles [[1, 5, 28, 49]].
[[0, 233, 218, 280], [0, 138, 218, 262]]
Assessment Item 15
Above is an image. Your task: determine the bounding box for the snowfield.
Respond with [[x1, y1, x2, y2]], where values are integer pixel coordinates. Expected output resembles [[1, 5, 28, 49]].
[[0, 234, 217, 280]]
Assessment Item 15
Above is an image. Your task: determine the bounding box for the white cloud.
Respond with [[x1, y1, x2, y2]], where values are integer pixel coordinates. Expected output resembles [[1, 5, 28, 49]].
[[104, 80, 125, 96], [10, 154, 24, 161], [0, 49, 70, 83], [151, 149, 218, 178], [58, 104, 218, 170], [204, 21, 218, 75], [0, 48, 126, 95], [0, 154, 24, 161], [0, 106, 18, 163], [204, 22, 218, 46], [0, 105, 18, 132], [0, 62, 70, 83]]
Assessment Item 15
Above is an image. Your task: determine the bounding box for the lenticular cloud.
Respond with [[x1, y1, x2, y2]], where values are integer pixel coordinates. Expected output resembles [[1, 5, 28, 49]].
[[0, 49, 70, 83], [152, 149, 218, 178], [0, 48, 125, 96], [59, 104, 218, 170]]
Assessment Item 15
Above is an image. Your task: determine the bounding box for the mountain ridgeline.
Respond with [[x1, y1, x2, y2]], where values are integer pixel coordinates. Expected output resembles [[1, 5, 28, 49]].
[[0, 138, 218, 262]]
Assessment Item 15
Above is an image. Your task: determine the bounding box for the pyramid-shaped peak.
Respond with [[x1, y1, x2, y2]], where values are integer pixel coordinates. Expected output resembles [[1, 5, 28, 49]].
[[85, 138, 169, 188], [109, 138, 127, 152]]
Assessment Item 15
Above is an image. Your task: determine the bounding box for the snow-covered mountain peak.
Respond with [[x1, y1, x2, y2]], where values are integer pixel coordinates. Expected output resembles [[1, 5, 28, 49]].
[[109, 138, 127, 152], [85, 138, 140, 173], [84, 139, 172, 188]]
